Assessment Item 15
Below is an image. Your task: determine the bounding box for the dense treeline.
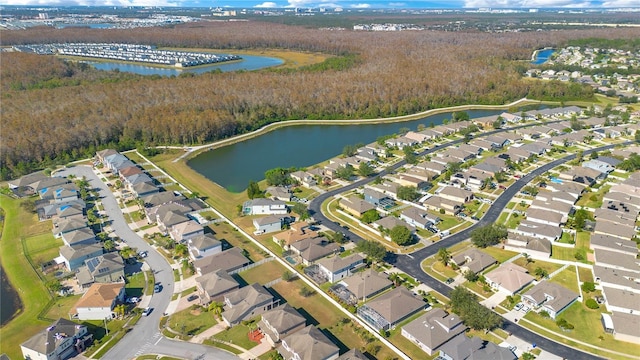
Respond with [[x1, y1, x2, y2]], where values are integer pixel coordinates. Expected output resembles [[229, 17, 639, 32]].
[[2, 22, 640, 180]]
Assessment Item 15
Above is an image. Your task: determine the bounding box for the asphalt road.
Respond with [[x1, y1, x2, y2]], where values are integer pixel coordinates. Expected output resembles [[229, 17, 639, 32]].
[[57, 166, 237, 360], [308, 129, 629, 360]]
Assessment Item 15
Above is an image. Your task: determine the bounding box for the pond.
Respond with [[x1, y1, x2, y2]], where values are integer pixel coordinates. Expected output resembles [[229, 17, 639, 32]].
[[532, 49, 555, 65], [188, 109, 517, 192], [0, 263, 22, 326], [87, 55, 284, 76]]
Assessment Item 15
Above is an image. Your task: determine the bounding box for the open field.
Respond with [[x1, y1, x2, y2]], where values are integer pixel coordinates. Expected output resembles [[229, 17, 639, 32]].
[[548, 266, 580, 293], [238, 260, 286, 285], [0, 196, 54, 360], [168, 305, 218, 336]]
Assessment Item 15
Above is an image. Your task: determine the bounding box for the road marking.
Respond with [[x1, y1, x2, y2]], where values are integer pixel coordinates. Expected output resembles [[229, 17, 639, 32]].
[[406, 254, 414, 259], [154, 337, 162, 345]]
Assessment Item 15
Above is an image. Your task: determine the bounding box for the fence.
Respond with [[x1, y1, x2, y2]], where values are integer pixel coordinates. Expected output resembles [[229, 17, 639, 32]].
[[228, 257, 274, 275]]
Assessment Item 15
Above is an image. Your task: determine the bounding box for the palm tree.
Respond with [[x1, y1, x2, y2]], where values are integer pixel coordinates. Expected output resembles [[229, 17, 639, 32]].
[[174, 243, 188, 259], [208, 301, 224, 320], [389, 273, 403, 287], [437, 247, 451, 267]]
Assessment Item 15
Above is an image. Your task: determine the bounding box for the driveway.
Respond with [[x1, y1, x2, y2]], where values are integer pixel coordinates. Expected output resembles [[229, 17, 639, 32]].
[[56, 165, 239, 360]]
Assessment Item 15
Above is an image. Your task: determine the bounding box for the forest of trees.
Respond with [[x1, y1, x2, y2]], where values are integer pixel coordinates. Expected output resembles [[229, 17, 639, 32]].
[[2, 22, 639, 179]]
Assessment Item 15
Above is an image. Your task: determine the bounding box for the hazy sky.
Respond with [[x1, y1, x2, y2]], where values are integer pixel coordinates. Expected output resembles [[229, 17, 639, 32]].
[[2, 0, 638, 9]]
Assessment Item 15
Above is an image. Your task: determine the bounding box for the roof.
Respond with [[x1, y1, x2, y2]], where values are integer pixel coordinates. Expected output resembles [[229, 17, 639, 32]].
[[439, 186, 473, 200], [611, 312, 640, 338], [451, 249, 497, 274], [340, 269, 393, 300], [402, 308, 466, 351], [141, 191, 185, 207], [53, 218, 88, 234], [337, 349, 368, 360], [485, 263, 535, 294], [85, 253, 124, 277], [254, 214, 286, 227], [374, 216, 415, 232], [194, 247, 249, 275], [170, 220, 203, 239], [516, 220, 562, 240], [195, 269, 239, 297], [278, 325, 339, 360], [21, 318, 88, 355], [273, 227, 319, 247], [590, 234, 638, 255], [594, 266, 640, 291], [525, 208, 564, 224], [602, 287, 640, 312], [188, 233, 221, 251], [594, 249, 640, 272], [364, 287, 425, 324], [223, 284, 274, 324], [59, 243, 104, 261], [62, 227, 96, 246], [71, 282, 123, 314], [341, 196, 375, 214], [523, 281, 578, 311], [316, 253, 365, 273], [259, 304, 306, 338]]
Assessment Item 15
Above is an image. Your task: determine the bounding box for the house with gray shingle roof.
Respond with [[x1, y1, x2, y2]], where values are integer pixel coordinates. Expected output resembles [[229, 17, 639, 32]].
[[194, 247, 250, 276], [358, 287, 426, 331], [59, 244, 104, 272], [21, 318, 91, 360], [401, 308, 467, 356], [609, 312, 640, 344], [339, 269, 393, 302], [277, 325, 339, 360], [521, 281, 578, 319], [61, 227, 97, 247], [451, 249, 497, 274], [484, 263, 535, 295], [259, 304, 306, 346], [195, 269, 239, 305], [187, 233, 222, 260], [316, 253, 365, 283], [222, 284, 278, 326], [340, 196, 375, 217]]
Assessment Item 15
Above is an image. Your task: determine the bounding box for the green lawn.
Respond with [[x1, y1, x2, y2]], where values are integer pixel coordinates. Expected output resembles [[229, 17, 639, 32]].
[[552, 246, 590, 264], [24, 232, 61, 264], [578, 267, 594, 283], [575, 231, 590, 250], [0, 196, 55, 360], [213, 321, 258, 350], [523, 302, 640, 360], [126, 271, 146, 297], [548, 266, 579, 293], [45, 294, 82, 320], [575, 184, 610, 208], [168, 305, 218, 336], [480, 247, 519, 264], [512, 257, 562, 278], [238, 260, 287, 285]]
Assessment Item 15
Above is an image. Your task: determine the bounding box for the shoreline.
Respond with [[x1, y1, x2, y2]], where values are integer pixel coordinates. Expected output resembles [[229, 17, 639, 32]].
[[176, 97, 543, 164]]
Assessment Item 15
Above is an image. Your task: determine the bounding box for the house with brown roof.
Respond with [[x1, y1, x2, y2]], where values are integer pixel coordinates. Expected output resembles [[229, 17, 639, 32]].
[[272, 226, 319, 248], [70, 282, 125, 320], [277, 325, 339, 360], [439, 186, 473, 204], [222, 284, 279, 326], [195, 269, 240, 305], [290, 236, 341, 265], [194, 247, 250, 276], [505, 233, 552, 259], [484, 263, 535, 295], [340, 196, 375, 217], [521, 281, 579, 319], [338, 269, 393, 303], [357, 287, 426, 331], [259, 304, 306, 346], [401, 308, 467, 356], [451, 249, 497, 274], [169, 220, 204, 242], [423, 195, 463, 215]]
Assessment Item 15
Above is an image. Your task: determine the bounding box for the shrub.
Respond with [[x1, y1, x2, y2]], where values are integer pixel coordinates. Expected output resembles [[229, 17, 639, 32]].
[[556, 318, 574, 330], [581, 281, 596, 293], [539, 310, 550, 318], [585, 298, 599, 309]]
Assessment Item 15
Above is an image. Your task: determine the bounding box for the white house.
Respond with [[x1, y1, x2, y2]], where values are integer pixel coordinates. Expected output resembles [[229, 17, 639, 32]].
[[187, 234, 222, 261], [21, 318, 92, 360], [243, 199, 288, 215], [316, 253, 365, 283], [70, 282, 125, 320]]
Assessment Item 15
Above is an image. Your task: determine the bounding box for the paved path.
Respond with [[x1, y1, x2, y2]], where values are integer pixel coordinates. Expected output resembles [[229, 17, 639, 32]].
[[56, 165, 239, 360]]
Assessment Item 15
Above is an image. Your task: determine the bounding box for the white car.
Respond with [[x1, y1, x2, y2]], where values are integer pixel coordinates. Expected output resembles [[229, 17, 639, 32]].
[[126, 297, 139, 304], [138, 251, 148, 258], [142, 307, 152, 316], [514, 303, 523, 311]]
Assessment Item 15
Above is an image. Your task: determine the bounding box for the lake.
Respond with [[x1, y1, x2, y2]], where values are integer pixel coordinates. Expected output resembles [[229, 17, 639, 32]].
[[88, 55, 284, 76], [532, 49, 555, 65], [189, 109, 512, 192], [0, 262, 22, 326]]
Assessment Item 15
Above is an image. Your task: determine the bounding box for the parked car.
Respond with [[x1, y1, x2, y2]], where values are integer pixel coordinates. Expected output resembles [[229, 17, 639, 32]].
[[142, 307, 152, 316], [126, 297, 139, 304], [514, 303, 523, 311], [445, 278, 455, 285], [138, 251, 148, 258], [187, 294, 199, 302], [154, 284, 162, 293]]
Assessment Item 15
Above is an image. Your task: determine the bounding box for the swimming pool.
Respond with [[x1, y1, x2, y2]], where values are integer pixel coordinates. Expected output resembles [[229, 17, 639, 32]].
[[550, 177, 563, 184]]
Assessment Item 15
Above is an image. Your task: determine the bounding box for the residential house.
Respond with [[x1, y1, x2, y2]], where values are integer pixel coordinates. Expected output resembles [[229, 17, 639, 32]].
[[608, 312, 640, 344], [385, 136, 418, 149], [316, 253, 365, 283], [521, 281, 579, 319], [602, 287, 640, 314], [148, 202, 191, 228], [117, 165, 143, 181], [258, 304, 306, 346], [340, 196, 375, 218], [169, 220, 204, 242], [355, 148, 377, 162], [253, 215, 291, 234], [390, 174, 429, 190], [70, 282, 125, 320], [61, 227, 97, 247], [589, 234, 638, 257], [340, 269, 393, 302], [593, 249, 640, 273], [373, 216, 415, 234], [290, 236, 341, 265], [415, 161, 446, 175], [194, 247, 250, 276], [593, 265, 640, 294], [187, 234, 222, 261], [222, 284, 278, 326], [357, 287, 425, 331], [367, 182, 399, 200], [242, 199, 288, 216], [267, 186, 292, 202], [337, 349, 368, 360], [515, 220, 562, 242], [484, 263, 535, 295], [401, 308, 467, 356], [76, 253, 125, 288], [272, 226, 319, 248], [122, 173, 154, 191], [423, 196, 463, 215], [525, 208, 565, 227], [505, 233, 552, 259], [558, 166, 603, 186], [141, 191, 184, 207], [594, 221, 637, 241], [59, 244, 104, 272], [39, 184, 79, 203], [439, 186, 473, 204], [451, 249, 497, 274], [400, 207, 440, 230], [131, 182, 159, 198], [363, 188, 389, 207], [52, 218, 88, 238], [405, 131, 430, 143], [96, 149, 119, 164], [582, 159, 616, 174], [500, 112, 522, 123], [405, 168, 439, 182], [195, 269, 240, 305], [438, 335, 516, 360], [290, 171, 317, 188], [21, 318, 91, 360], [528, 198, 573, 216], [277, 325, 339, 360]]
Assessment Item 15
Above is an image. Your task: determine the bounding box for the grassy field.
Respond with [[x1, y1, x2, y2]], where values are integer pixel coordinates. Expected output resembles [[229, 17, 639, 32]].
[[480, 246, 519, 264], [0, 196, 55, 360], [512, 257, 563, 277], [548, 266, 579, 293], [238, 260, 287, 285], [209, 222, 267, 262], [168, 305, 218, 336], [523, 301, 640, 360], [45, 294, 82, 320], [213, 321, 258, 350]]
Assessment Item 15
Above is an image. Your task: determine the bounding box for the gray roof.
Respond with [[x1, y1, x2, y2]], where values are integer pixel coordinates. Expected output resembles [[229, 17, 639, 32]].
[[341, 196, 375, 214], [259, 303, 306, 341], [523, 281, 578, 311], [254, 214, 286, 227], [516, 220, 562, 240], [594, 266, 640, 291], [278, 325, 339, 360], [594, 249, 640, 272], [194, 247, 249, 275], [525, 208, 564, 224], [451, 249, 497, 274], [21, 318, 88, 355], [374, 216, 415, 232], [59, 244, 103, 262], [365, 287, 425, 324], [611, 312, 640, 338], [53, 218, 88, 234], [316, 253, 365, 273], [603, 287, 640, 312], [195, 269, 239, 298], [590, 234, 638, 256], [485, 263, 535, 294], [85, 253, 124, 277], [188, 233, 221, 251], [223, 284, 274, 324], [402, 308, 466, 352], [337, 349, 368, 360], [340, 269, 393, 300], [141, 191, 184, 207], [62, 227, 96, 246]]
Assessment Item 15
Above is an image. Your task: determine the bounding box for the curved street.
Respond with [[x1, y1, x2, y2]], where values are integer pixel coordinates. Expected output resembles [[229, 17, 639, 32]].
[[56, 166, 238, 360], [308, 119, 630, 360]]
